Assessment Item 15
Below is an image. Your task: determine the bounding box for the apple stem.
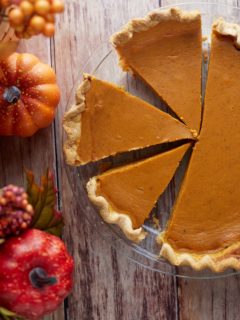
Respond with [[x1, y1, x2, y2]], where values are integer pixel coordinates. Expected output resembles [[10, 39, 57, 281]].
[[29, 267, 57, 289], [3, 86, 21, 104]]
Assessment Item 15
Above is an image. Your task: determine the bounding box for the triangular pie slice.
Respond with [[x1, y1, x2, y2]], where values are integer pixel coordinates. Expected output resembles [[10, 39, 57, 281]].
[[159, 19, 240, 272], [63, 74, 194, 166], [111, 8, 202, 132], [87, 143, 191, 242]]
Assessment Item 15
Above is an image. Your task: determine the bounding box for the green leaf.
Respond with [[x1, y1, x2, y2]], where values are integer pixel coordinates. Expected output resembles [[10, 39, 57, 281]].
[[44, 211, 64, 237], [25, 169, 64, 237], [0, 307, 24, 320]]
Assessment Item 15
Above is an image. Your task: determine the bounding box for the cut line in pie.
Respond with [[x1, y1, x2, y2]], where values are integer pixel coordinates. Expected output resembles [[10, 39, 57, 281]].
[[63, 7, 240, 272]]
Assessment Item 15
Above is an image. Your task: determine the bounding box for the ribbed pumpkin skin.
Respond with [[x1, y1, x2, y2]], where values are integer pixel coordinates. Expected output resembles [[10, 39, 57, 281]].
[[0, 53, 60, 137]]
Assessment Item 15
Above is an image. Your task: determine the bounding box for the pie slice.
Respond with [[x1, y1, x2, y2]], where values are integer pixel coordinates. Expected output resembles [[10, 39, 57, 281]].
[[87, 143, 191, 242], [63, 74, 194, 166], [111, 8, 202, 132], [159, 19, 240, 272]]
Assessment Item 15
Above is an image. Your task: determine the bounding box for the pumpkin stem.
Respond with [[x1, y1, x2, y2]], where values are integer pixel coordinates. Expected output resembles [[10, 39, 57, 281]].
[[29, 267, 57, 289], [3, 86, 21, 104]]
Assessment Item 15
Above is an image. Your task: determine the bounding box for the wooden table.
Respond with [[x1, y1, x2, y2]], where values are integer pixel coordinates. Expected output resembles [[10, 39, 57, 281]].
[[1, 0, 240, 319]]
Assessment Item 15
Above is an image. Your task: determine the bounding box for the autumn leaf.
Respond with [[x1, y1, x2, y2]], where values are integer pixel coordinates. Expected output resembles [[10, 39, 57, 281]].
[[25, 169, 64, 237], [0, 307, 23, 320]]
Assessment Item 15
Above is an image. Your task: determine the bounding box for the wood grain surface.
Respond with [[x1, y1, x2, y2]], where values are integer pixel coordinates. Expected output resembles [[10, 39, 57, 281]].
[[1, 1, 240, 320]]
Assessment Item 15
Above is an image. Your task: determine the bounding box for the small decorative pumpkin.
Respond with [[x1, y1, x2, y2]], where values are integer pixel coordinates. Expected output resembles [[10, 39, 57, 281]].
[[0, 52, 60, 137]]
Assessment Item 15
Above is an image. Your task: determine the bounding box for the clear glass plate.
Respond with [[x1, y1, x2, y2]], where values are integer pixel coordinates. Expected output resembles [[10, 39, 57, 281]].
[[64, 2, 240, 279]]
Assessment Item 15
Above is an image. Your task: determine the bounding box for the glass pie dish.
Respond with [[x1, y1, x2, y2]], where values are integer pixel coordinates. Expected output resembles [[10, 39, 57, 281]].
[[64, 2, 240, 279]]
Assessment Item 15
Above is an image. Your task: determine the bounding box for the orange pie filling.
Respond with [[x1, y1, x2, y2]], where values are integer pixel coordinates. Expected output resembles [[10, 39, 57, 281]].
[[87, 144, 191, 242], [63, 74, 194, 166], [111, 8, 202, 132], [160, 23, 240, 271]]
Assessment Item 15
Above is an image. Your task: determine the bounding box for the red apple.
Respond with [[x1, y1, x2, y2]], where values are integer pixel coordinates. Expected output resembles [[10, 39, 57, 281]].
[[0, 229, 74, 319]]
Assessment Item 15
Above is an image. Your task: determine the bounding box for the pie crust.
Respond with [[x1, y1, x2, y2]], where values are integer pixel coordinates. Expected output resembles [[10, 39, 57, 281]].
[[213, 18, 240, 47], [63, 74, 90, 166], [159, 237, 240, 272], [87, 177, 147, 242], [111, 7, 200, 48]]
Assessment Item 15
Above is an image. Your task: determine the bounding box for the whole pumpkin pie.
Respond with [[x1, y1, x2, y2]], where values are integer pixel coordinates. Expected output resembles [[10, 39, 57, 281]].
[[63, 74, 194, 166], [87, 143, 191, 242], [159, 19, 240, 272], [111, 8, 202, 132]]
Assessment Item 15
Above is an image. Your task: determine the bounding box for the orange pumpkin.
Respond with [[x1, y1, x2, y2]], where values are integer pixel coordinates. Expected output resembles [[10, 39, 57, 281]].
[[0, 52, 60, 137]]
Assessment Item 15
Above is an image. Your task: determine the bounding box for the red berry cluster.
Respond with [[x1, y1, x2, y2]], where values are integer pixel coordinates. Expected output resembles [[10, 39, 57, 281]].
[[0, 0, 64, 38], [0, 184, 34, 238]]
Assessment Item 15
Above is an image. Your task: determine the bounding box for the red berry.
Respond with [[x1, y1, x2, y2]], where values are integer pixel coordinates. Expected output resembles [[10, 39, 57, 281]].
[[0, 185, 34, 238]]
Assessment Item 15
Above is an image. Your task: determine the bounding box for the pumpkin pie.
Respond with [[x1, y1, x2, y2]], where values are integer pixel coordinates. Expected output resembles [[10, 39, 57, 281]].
[[63, 74, 194, 166], [87, 143, 191, 242], [111, 8, 202, 132], [159, 19, 240, 272]]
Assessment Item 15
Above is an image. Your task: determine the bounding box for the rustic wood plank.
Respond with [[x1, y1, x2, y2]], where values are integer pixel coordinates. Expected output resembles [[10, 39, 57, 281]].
[[53, 0, 180, 319], [160, 1, 240, 320], [0, 35, 64, 319], [177, 277, 240, 320]]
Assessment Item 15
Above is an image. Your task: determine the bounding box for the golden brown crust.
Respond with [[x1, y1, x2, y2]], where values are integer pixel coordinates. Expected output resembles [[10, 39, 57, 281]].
[[213, 18, 240, 48], [158, 235, 240, 272], [87, 177, 147, 242], [63, 74, 91, 166], [110, 7, 201, 47]]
